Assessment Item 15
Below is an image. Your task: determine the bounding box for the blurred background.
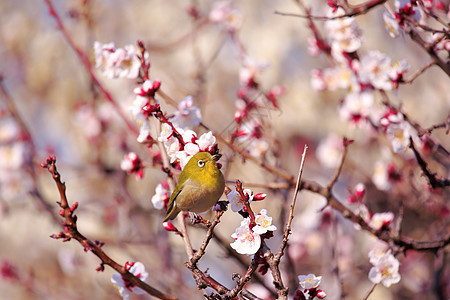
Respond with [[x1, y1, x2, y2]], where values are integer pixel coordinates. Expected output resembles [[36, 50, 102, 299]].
[[0, 0, 449, 299]]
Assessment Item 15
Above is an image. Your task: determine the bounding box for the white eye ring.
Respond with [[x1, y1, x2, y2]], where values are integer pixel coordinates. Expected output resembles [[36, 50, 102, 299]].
[[197, 160, 205, 168]]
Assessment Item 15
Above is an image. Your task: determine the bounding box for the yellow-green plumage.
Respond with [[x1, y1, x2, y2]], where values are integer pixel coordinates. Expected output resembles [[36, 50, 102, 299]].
[[163, 152, 225, 222]]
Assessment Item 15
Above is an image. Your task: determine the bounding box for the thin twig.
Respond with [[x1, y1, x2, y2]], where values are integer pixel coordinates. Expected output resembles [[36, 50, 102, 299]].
[[408, 27, 450, 77], [409, 137, 450, 189], [191, 211, 225, 265], [275, 0, 387, 20], [276, 145, 308, 261], [224, 256, 261, 299], [327, 138, 350, 191], [418, 116, 450, 136], [362, 283, 377, 300], [402, 61, 435, 84], [416, 0, 450, 30]]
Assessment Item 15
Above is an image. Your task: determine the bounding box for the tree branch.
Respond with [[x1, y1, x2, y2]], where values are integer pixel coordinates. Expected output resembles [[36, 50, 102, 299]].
[[41, 156, 177, 300]]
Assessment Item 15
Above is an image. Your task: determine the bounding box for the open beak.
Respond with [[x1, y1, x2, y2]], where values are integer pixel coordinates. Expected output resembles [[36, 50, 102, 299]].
[[210, 154, 222, 161]]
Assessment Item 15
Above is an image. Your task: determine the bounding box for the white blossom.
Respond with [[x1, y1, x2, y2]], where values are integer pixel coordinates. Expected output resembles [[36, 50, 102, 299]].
[[209, 1, 243, 31], [316, 133, 343, 169], [111, 262, 149, 300], [158, 123, 174, 142], [152, 183, 169, 210], [298, 273, 322, 290], [357, 51, 393, 90], [369, 212, 394, 231], [325, 8, 362, 54], [239, 56, 270, 86], [227, 189, 253, 212], [372, 161, 392, 191], [170, 96, 202, 129], [93, 42, 140, 79], [230, 218, 261, 255], [197, 131, 216, 151], [383, 10, 401, 38], [137, 121, 152, 143], [340, 90, 374, 123], [368, 249, 401, 287], [253, 209, 277, 235], [386, 120, 416, 153]]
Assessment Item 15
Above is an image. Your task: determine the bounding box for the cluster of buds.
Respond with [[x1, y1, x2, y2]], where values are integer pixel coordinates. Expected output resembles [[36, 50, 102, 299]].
[[50, 226, 71, 242]]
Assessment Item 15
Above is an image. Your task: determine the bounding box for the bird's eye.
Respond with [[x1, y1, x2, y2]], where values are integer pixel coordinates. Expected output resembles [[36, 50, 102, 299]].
[[197, 160, 205, 168]]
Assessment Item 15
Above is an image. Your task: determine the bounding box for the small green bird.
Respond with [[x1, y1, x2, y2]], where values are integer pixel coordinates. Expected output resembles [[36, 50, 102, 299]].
[[163, 152, 225, 222]]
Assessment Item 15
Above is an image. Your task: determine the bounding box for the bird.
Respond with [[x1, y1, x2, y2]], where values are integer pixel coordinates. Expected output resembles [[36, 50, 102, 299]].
[[163, 152, 225, 222]]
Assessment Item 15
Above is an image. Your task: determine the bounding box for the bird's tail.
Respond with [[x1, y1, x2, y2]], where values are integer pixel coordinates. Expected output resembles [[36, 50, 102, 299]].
[[163, 206, 181, 222]]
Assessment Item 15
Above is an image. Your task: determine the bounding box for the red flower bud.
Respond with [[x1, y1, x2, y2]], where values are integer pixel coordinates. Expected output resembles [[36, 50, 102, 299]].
[[317, 290, 327, 299], [253, 193, 267, 201], [71, 202, 79, 212], [163, 222, 178, 232], [152, 80, 161, 91]]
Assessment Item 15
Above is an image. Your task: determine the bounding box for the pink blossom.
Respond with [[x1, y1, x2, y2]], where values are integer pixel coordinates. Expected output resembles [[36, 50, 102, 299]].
[[368, 249, 401, 287], [230, 218, 261, 255], [93, 42, 140, 79], [111, 262, 149, 299]]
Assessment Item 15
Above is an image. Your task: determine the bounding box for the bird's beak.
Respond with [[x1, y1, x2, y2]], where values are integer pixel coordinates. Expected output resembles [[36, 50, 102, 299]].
[[210, 154, 222, 161]]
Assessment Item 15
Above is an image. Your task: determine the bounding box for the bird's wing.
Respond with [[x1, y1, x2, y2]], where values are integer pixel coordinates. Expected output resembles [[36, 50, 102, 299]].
[[163, 178, 190, 222]]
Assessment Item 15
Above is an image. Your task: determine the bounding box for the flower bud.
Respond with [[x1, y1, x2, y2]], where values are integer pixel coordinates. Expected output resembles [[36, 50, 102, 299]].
[[152, 80, 161, 91], [253, 193, 267, 201], [71, 202, 79, 212], [354, 183, 365, 199], [317, 290, 327, 299], [163, 222, 178, 232]]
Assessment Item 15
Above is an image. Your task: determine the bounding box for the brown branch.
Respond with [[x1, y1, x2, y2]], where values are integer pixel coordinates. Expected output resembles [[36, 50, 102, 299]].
[[41, 156, 177, 300], [216, 114, 449, 253], [403, 14, 450, 35], [418, 114, 450, 136], [409, 137, 450, 189], [408, 27, 450, 77], [191, 211, 225, 265], [263, 244, 288, 299], [43, 0, 138, 135], [224, 256, 261, 299], [275, 0, 387, 20], [327, 138, 351, 191], [294, 0, 333, 59], [184, 263, 230, 295], [184, 197, 261, 298], [211, 232, 277, 298], [380, 91, 450, 157], [416, 0, 450, 30], [402, 61, 435, 84]]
